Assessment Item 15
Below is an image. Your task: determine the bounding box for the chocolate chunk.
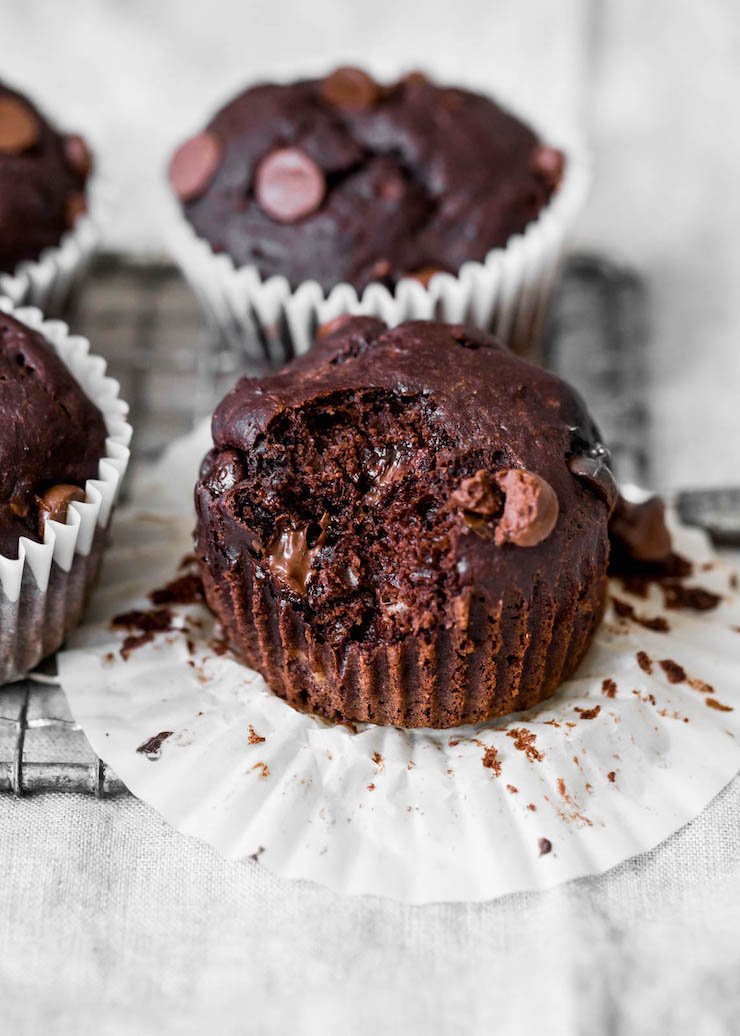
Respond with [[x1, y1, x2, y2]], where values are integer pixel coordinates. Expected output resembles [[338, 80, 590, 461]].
[[0, 96, 39, 153], [168, 131, 221, 202], [136, 731, 173, 760], [530, 145, 565, 190], [36, 483, 85, 536], [538, 837, 552, 856], [493, 469, 559, 547], [568, 449, 618, 513], [254, 147, 325, 224], [320, 67, 380, 110], [610, 497, 672, 564], [64, 133, 92, 178]]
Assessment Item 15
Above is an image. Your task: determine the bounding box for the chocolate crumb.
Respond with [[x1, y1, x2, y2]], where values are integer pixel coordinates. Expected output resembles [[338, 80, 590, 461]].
[[372, 751, 384, 772], [506, 784, 518, 794], [136, 731, 173, 760], [730, 573, 738, 591], [249, 846, 265, 863], [575, 705, 601, 720], [482, 745, 502, 776], [659, 659, 687, 684], [706, 698, 733, 712], [367, 783, 376, 791], [612, 597, 669, 632], [607, 771, 616, 783], [660, 581, 721, 612], [602, 678, 618, 698], [149, 572, 205, 606], [112, 607, 174, 632], [448, 738, 460, 747], [248, 725, 265, 745], [251, 761, 270, 779], [506, 728, 543, 762], [538, 837, 552, 856], [689, 678, 713, 695], [527, 803, 537, 812], [636, 650, 653, 674]]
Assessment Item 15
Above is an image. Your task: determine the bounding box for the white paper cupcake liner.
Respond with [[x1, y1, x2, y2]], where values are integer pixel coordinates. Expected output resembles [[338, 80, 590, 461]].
[[166, 137, 589, 365], [57, 422, 740, 903], [0, 174, 105, 316], [0, 299, 132, 684]]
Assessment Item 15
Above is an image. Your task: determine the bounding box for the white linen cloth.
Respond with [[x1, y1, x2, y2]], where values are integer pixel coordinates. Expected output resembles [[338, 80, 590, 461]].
[[1, 775, 738, 1036]]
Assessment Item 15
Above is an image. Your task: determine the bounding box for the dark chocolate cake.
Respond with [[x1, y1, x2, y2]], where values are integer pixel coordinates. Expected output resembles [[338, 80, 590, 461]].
[[0, 311, 107, 558], [170, 68, 564, 293], [195, 318, 615, 728]]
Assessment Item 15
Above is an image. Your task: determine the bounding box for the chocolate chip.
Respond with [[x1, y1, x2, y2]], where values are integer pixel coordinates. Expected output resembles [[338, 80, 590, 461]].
[[493, 469, 559, 547], [0, 97, 39, 153], [409, 266, 445, 288], [451, 470, 501, 517], [610, 496, 672, 564], [203, 449, 246, 497], [568, 451, 618, 512], [254, 147, 325, 224], [531, 145, 565, 191], [64, 133, 92, 178], [168, 131, 221, 202], [65, 191, 87, 229], [320, 67, 380, 110], [36, 483, 85, 536]]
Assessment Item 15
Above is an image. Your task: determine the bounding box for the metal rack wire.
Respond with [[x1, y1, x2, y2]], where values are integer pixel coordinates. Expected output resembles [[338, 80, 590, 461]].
[[0, 253, 652, 796]]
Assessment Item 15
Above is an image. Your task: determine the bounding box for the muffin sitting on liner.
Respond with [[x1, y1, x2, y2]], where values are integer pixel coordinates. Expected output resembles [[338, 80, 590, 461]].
[[0, 80, 92, 277], [168, 68, 580, 361], [0, 305, 130, 683], [194, 317, 617, 728]]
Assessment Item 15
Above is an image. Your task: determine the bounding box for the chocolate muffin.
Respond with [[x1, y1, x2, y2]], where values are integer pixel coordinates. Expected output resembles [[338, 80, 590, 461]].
[[169, 68, 564, 293], [0, 80, 92, 274], [0, 310, 107, 558], [195, 318, 616, 728]]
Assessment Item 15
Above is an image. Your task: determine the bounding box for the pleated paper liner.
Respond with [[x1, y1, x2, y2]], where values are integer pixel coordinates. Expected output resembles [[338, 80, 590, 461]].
[[0, 300, 131, 683], [165, 136, 589, 366], [57, 422, 740, 902]]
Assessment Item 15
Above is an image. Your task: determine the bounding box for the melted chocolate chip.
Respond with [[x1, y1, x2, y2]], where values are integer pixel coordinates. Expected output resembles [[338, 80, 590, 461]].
[[0, 96, 39, 153], [568, 448, 618, 513], [254, 147, 326, 224], [36, 483, 85, 536], [320, 67, 380, 110], [168, 131, 221, 202], [494, 469, 559, 547]]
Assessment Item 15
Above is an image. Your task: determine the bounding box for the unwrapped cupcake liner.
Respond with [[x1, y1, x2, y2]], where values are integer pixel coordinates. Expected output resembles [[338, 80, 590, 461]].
[[0, 300, 132, 684], [165, 137, 590, 366], [0, 174, 104, 316], [57, 421, 740, 903]]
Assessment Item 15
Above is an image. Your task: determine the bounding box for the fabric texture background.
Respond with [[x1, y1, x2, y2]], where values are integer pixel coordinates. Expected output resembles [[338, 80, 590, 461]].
[[1, 774, 739, 1035]]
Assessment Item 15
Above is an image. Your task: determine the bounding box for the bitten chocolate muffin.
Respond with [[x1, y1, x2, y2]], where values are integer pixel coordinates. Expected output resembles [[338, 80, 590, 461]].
[[195, 318, 616, 728], [0, 81, 92, 274], [170, 68, 564, 293], [0, 311, 107, 558]]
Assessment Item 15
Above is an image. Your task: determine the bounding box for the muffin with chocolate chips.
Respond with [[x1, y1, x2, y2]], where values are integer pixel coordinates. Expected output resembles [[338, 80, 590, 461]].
[[0, 80, 95, 310], [195, 317, 615, 728], [169, 68, 585, 362], [0, 305, 130, 682]]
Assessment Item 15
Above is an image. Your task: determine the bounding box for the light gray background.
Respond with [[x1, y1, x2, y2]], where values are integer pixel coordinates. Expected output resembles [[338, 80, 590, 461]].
[[2, 2, 740, 1033]]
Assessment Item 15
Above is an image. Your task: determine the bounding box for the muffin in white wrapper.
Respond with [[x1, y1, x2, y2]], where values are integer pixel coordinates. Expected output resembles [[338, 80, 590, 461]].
[[165, 90, 589, 366], [0, 176, 103, 317], [57, 422, 740, 904], [0, 300, 131, 684]]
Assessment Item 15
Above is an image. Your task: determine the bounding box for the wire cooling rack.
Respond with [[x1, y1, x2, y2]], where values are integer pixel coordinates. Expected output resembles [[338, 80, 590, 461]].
[[0, 253, 654, 796]]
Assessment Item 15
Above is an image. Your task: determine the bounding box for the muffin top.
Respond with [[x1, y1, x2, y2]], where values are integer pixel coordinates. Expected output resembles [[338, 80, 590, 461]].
[[170, 68, 564, 293], [196, 318, 614, 650], [0, 81, 92, 274], [0, 312, 107, 558]]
